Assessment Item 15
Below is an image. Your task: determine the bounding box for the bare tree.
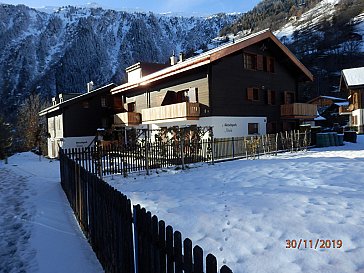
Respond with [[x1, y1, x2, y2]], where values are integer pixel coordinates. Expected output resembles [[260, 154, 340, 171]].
[[16, 93, 48, 153]]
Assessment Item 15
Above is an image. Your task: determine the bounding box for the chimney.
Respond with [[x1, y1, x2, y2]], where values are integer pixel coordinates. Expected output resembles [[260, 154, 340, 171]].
[[179, 52, 184, 62], [170, 52, 177, 66], [87, 81, 94, 92]]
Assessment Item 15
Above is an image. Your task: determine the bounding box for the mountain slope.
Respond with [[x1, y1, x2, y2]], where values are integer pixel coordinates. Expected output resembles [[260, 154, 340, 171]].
[[0, 4, 238, 117]]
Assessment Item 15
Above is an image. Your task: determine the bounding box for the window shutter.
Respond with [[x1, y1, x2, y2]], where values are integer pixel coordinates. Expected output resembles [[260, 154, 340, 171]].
[[247, 88, 254, 100], [267, 90, 271, 105], [113, 96, 124, 111], [257, 55, 264, 70], [267, 57, 275, 73]]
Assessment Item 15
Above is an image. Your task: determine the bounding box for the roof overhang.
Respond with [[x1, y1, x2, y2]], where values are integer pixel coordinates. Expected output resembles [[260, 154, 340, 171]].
[[39, 83, 116, 116], [111, 29, 313, 95]]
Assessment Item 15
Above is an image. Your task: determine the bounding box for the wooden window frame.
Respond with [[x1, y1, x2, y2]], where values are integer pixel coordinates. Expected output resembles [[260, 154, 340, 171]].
[[128, 102, 135, 112], [243, 53, 257, 70], [247, 87, 260, 101], [267, 57, 275, 73], [248, 123, 259, 135], [284, 91, 295, 104]]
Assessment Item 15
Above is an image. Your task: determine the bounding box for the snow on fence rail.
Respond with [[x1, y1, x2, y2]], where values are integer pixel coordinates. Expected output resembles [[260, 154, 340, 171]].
[[59, 149, 233, 273], [64, 130, 310, 178]]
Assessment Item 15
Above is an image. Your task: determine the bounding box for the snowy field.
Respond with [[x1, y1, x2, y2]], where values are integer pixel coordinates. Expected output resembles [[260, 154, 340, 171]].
[[107, 136, 364, 273], [0, 153, 102, 273], [2, 137, 364, 273]]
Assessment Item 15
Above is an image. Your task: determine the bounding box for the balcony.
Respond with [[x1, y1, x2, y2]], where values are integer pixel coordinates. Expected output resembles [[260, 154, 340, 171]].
[[142, 102, 200, 124], [339, 105, 353, 115], [114, 112, 141, 126], [281, 103, 317, 119]]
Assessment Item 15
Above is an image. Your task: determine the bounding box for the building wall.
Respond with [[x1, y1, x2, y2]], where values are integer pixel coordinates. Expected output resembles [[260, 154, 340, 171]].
[[62, 93, 112, 137], [124, 69, 209, 115], [209, 43, 298, 132]]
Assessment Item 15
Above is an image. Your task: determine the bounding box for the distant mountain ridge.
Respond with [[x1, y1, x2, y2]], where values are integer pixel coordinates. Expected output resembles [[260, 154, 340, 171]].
[[0, 4, 238, 117]]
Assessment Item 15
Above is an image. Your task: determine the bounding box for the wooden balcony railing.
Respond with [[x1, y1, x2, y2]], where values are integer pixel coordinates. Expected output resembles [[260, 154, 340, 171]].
[[281, 103, 317, 119], [339, 105, 353, 115], [142, 102, 200, 123], [114, 112, 141, 126]]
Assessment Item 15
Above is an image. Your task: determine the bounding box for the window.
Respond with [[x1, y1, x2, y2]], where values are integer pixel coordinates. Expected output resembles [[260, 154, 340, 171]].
[[284, 92, 295, 104], [248, 123, 259, 135], [127, 102, 135, 112], [243, 53, 257, 70], [247, 87, 260, 101], [267, 57, 275, 73], [267, 90, 276, 105], [101, 97, 107, 107]]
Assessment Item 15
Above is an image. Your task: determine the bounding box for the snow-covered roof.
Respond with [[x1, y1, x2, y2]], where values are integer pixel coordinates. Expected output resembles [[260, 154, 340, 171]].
[[314, 111, 326, 121], [342, 67, 364, 87], [334, 101, 349, 107]]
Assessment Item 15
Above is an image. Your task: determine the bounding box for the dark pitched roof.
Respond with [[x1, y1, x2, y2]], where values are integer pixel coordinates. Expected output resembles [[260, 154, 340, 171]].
[[39, 83, 116, 116], [111, 29, 313, 95]]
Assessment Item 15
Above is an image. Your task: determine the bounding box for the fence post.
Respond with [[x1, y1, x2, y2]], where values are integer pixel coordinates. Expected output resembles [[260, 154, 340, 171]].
[[210, 127, 215, 165], [181, 128, 185, 170], [133, 205, 139, 273], [232, 137, 235, 159], [145, 129, 150, 175]]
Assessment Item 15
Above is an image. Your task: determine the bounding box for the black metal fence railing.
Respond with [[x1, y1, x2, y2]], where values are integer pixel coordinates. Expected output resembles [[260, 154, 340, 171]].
[[64, 130, 310, 178]]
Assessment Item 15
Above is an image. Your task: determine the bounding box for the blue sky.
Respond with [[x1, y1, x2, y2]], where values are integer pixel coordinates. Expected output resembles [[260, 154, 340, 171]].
[[1, 0, 260, 15]]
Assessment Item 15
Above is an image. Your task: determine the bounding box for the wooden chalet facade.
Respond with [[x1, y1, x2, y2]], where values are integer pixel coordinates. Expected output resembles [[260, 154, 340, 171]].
[[339, 67, 364, 133], [111, 29, 316, 137], [307, 96, 349, 127], [39, 83, 117, 158]]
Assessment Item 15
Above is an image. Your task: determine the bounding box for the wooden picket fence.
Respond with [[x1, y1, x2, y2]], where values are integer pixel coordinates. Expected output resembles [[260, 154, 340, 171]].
[[214, 130, 310, 160], [59, 148, 233, 273]]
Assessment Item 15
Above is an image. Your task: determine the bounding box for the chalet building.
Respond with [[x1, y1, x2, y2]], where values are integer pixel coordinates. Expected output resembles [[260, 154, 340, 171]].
[[307, 96, 349, 127], [339, 67, 364, 133], [111, 29, 316, 138], [39, 83, 117, 158]]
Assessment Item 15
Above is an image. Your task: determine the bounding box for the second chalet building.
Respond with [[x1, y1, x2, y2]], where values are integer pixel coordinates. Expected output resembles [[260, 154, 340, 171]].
[[111, 29, 316, 138]]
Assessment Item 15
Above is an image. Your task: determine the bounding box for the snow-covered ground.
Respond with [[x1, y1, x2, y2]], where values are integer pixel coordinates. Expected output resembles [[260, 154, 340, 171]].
[[0, 153, 102, 273], [107, 136, 364, 273], [2, 137, 364, 273]]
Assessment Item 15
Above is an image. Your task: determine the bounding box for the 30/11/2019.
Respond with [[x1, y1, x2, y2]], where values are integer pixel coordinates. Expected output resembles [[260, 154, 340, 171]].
[[286, 239, 343, 249]]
